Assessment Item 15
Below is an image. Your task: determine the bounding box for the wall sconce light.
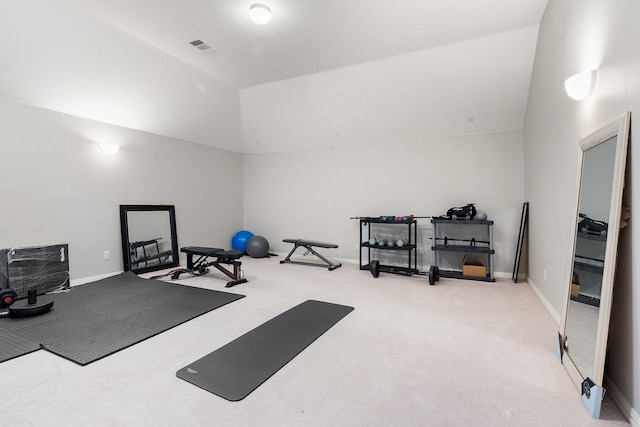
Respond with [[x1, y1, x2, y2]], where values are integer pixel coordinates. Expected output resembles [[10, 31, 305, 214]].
[[564, 70, 597, 101], [98, 143, 120, 155], [249, 4, 271, 25]]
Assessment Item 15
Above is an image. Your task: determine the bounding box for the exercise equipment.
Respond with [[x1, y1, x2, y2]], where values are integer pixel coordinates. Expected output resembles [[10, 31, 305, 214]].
[[432, 217, 495, 282], [370, 260, 380, 278], [578, 213, 607, 235], [354, 215, 439, 285], [367, 258, 440, 284], [0, 271, 245, 365], [280, 239, 342, 270], [179, 247, 248, 287], [176, 300, 354, 401], [246, 235, 270, 258], [428, 266, 440, 286], [231, 230, 254, 254], [8, 288, 53, 318], [0, 244, 70, 298], [445, 203, 477, 220], [0, 289, 17, 308], [434, 236, 490, 247], [513, 202, 529, 283], [0, 289, 18, 318], [350, 215, 430, 222]]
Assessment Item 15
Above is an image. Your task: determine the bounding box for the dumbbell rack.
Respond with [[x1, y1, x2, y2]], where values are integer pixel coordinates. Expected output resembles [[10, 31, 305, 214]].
[[359, 217, 418, 276]]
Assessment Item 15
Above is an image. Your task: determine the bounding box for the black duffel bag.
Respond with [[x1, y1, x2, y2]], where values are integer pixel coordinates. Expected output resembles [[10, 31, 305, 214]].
[[446, 203, 477, 220]]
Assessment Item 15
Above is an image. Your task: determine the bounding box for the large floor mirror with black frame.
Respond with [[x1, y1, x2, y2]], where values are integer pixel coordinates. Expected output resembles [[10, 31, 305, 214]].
[[558, 112, 630, 419], [120, 205, 179, 274]]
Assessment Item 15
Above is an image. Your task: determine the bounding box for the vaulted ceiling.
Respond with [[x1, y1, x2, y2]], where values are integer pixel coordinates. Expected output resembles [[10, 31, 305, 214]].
[[0, 0, 548, 152]]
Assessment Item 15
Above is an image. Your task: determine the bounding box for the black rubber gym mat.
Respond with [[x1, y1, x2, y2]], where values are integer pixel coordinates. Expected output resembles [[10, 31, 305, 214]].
[[0, 271, 244, 365], [176, 299, 354, 401], [0, 329, 41, 363]]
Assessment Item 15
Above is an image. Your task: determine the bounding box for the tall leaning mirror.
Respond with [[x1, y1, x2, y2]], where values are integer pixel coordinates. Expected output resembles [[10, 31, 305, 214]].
[[559, 112, 630, 418], [120, 205, 179, 274]]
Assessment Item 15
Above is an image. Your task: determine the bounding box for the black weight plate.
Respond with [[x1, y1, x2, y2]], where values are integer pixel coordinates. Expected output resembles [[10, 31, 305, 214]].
[[370, 260, 380, 278], [0, 290, 18, 308], [429, 265, 438, 285], [9, 300, 54, 318]]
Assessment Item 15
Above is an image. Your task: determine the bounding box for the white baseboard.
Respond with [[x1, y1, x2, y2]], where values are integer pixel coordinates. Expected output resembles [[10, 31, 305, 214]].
[[605, 375, 639, 426], [632, 409, 640, 427], [70, 271, 123, 287], [526, 276, 561, 324], [523, 279, 638, 424]]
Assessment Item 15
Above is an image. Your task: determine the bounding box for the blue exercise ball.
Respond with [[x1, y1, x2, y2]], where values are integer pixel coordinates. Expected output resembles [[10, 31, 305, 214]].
[[231, 230, 254, 254], [246, 235, 270, 258]]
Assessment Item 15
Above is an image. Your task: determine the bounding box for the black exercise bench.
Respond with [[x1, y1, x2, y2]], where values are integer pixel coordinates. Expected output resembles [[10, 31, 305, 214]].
[[280, 239, 342, 271], [178, 246, 248, 287]]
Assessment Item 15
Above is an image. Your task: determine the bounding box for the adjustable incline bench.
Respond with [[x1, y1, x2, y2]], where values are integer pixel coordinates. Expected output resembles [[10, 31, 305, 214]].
[[280, 239, 342, 271], [178, 246, 248, 287]]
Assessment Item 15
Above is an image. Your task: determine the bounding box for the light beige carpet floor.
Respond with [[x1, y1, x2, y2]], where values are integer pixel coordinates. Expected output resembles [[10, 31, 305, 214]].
[[0, 257, 630, 426]]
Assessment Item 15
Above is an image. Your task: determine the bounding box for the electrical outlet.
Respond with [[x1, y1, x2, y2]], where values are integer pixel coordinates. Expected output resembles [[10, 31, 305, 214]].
[[104, 250, 110, 260]]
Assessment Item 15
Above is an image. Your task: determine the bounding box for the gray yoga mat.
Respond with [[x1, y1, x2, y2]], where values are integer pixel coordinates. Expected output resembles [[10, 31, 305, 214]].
[[0, 271, 244, 365], [176, 299, 354, 401]]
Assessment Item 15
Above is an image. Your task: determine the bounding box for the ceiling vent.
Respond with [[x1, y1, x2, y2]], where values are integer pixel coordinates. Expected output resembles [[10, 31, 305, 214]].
[[189, 39, 218, 55]]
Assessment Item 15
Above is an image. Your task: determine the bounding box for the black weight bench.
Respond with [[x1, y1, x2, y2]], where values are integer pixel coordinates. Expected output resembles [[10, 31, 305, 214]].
[[280, 239, 342, 271], [178, 246, 248, 287]]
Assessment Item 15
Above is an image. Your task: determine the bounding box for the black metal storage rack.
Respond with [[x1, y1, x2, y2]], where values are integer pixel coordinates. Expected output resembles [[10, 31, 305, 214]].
[[574, 231, 606, 274], [571, 231, 606, 307], [359, 217, 418, 276], [431, 218, 495, 282]]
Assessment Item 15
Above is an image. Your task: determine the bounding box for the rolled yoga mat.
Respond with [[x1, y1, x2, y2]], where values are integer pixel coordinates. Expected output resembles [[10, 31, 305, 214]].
[[176, 299, 354, 401]]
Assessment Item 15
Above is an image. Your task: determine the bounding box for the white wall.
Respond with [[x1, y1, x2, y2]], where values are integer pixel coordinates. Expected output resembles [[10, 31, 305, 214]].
[[240, 26, 533, 277], [0, 0, 242, 152], [243, 131, 525, 276], [240, 26, 539, 154], [0, 98, 244, 281], [524, 0, 640, 420]]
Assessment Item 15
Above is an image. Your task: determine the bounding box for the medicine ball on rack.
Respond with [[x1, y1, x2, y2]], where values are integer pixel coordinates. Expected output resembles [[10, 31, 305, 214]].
[[475, 211, 488, 221]]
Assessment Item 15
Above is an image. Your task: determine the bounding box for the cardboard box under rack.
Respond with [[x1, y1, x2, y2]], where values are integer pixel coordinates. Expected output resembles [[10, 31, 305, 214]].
[[462, 255, 487, 278]]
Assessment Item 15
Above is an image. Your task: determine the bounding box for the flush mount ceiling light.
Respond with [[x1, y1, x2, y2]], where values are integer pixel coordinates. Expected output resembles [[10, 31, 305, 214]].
[[565, 70, 597, 101], [98, 143, 120, 155], [249, 3, 271, 25]]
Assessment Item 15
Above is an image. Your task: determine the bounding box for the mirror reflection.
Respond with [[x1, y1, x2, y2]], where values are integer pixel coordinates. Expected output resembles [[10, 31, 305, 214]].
[[560, 112, 630, 419], [119, 205, 179, 274], [565, 136, 616, 380]]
